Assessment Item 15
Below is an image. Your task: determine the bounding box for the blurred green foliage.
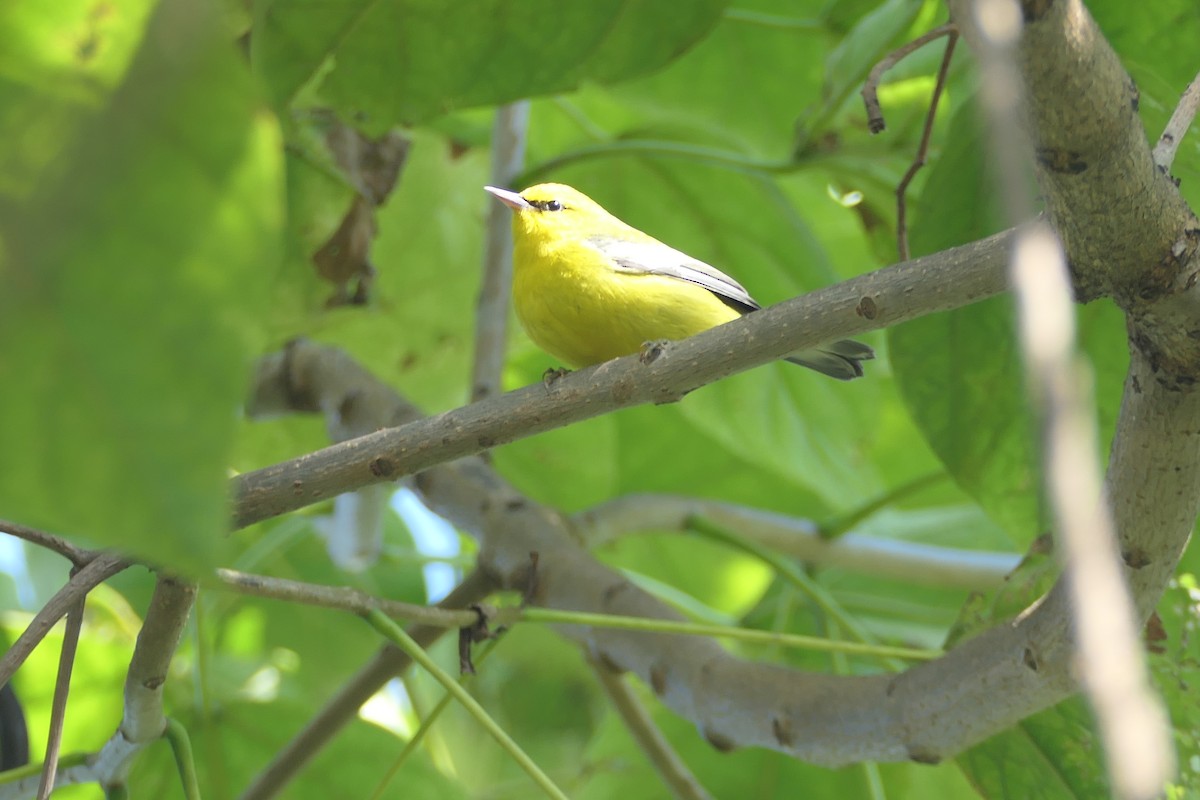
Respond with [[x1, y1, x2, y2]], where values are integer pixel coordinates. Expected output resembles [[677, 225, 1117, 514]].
[[1, 0, 1198, 798]]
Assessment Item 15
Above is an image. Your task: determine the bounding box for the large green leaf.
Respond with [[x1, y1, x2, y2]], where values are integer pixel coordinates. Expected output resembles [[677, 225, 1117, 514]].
[[131, 697, 468, 800], [818, 0, 927, 124], [958, 699, 1109, 799], [0, 0, 283, 571], [891, 95, 1133, 544], [1152, 577, 1200, 798], [1089, 0, 1200, 209], [0, 0, 159, 200], [252, 0, 727, 130], [888, 101, 1040, 543]]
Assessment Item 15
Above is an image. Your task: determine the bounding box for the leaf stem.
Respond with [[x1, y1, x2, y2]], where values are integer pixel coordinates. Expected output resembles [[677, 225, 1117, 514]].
[[363, 610, 567, 800], [516, 607, 937, 661], [164, 718, 200, 800]]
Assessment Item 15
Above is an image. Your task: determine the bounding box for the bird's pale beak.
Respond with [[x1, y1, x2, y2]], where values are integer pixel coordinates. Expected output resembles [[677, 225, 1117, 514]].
[[484, 185, 534, 211]]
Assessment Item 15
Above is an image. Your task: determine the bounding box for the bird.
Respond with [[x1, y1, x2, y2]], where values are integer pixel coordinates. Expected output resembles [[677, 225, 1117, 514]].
[[484, 183, 873, 380]]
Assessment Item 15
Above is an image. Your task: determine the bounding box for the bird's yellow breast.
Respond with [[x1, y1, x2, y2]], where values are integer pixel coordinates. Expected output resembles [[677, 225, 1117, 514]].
[[512, 233, 740, 368]]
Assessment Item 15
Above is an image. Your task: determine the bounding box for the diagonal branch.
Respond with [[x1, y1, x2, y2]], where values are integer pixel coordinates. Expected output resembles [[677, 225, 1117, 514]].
[[120, 576, 196, 746], [35, 598, 83, 800], [0, 520, 96, 567], [0, 553, 130, 687], [589, 657, 713, 800], [233, 231, 1012, 530], [1153, 69, 1200, 170]]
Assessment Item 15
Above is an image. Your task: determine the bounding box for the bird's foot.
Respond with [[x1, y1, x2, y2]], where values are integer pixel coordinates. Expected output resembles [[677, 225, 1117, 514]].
[[542, 367, 570, 387], [638, 340, 670, 365]]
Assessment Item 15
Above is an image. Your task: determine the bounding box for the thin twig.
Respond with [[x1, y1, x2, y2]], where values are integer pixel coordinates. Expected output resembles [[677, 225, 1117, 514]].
[[0, 520, 95, 566], [589, 657, 713, 800], [35, 598, 84, 800], [894, 31, 958, 260], [473, 101, 530, 402], [861, 23, 957, 134], [211, 568, 478, 628], [164, 718, 201, 800], [685, 518, 907, 669], [0, 553, 130, 687], [1153, 69, 1200, 170]]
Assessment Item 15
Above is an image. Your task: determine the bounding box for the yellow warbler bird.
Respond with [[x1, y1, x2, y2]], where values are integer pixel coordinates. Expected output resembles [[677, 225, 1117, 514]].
[[484, 183, 873, 380]]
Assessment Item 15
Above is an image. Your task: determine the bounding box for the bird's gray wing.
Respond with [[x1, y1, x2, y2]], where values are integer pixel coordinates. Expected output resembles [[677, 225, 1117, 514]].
[[587, 235, 760, 312], [587, 235, 875, 380]]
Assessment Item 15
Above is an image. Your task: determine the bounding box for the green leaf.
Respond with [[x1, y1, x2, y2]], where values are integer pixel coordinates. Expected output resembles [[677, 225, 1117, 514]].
[[1153, 578, 1200, 798], [131, 698, 468, 800], [820, 0, 926, 116], [252, 0, 727, 130], [0, 0, 284, 572], [0, 0, 159, 201], [891, 295, 1042, 543], [890, 101, 1042, 543], [1089, 0, 1200, 211], [957, 698, 1109, 799]]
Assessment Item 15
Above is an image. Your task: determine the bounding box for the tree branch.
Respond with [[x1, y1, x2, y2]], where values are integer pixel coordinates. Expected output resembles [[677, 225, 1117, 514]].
[[0, 520, 95, 567], [571, 494, 1019, 590], [959, 0, 1175, 793], [589, 658, 713, 800], [1, 574, 196, 797], [0, 553, 130, 688], [944, 1, 1198, 793], [233, 231, 1012, 530], [473, 101, 529, 402], [35, 599, 83, 800], [1153, 69, 1200, 170], [950, 0, 1200, 377], [120, 577, 195, 746], [211, 568, 478, 627]]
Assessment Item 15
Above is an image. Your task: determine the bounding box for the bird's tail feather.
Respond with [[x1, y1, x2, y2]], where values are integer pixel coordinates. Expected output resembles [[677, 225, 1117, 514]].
[[785, 339, 875, 380]]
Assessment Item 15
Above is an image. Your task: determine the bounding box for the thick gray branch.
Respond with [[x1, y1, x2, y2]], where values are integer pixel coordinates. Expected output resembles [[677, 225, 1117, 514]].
[[241, 340, 1187, 768], [949, 0, 1200, 381]]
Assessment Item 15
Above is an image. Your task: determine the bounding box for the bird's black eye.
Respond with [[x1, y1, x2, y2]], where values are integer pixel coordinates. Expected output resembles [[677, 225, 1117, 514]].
[[532, 199, 564, 211]]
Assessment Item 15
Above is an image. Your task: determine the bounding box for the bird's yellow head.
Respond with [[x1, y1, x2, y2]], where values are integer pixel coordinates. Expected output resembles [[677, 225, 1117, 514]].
[[484, 183, 627, 241]]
